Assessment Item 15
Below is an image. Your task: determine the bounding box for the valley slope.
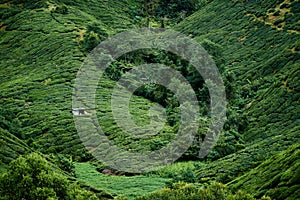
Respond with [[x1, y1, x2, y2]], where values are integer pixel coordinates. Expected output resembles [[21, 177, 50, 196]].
[[0, 0, 299, 199]]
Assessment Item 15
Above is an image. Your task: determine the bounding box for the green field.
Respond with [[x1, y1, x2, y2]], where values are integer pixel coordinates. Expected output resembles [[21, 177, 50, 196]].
[[75, 162, 171, 199]]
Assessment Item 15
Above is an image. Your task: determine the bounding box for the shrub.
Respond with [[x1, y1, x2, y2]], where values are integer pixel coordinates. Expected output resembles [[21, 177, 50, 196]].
[[273, 18, 284, 26], [290, 1, 300, 13], [165, 167, 197, 187], [51, 154, 75, 176], [52, 5, 68, 14], [0, 108, 23, 139], [156, 0, 199, 18], [273, 10, 280, 16], [80, 23, 108, 52], [0, 153, 97, 200]]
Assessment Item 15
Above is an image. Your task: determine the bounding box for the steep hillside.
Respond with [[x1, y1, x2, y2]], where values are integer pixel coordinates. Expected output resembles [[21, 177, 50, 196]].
[[0, 0, 141, 160], [175, 0, 299, 198], [0, 127, 30, 173], [0, 0, 299, 199], [0, 152, 113, 199], [176, 0, 299, 143], [229, 143, 300, 200]]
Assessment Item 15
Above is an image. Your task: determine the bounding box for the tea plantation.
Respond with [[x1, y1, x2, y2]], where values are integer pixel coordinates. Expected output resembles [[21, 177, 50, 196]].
[[0, 0, 299, 199]]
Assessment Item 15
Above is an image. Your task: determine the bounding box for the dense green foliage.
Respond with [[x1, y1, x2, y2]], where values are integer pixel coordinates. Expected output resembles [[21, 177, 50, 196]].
[[229, 143, 300, 200], [102, 46, 242, 161], [0, 127, 30, 173], [135, 182, 271, 200], [174, 0, 300, 199], [0, 0, 138, 161], [0, 0, 299, 199], [0, 153, 100, 200], [140, 0, 209, 26]]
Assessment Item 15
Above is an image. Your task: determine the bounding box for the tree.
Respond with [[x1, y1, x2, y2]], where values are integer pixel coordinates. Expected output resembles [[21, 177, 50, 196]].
[[141, 0, 199, 26], [81, 23, 108, 52], [0, 153, 97, 200], [156, 0, 199, 19], [141, 0, 160, 27]]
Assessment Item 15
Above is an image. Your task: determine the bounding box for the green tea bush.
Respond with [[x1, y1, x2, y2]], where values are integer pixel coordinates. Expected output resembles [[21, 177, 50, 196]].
[[51, 154, 75, 176], [229, 143, 300, 200], [52, 5, 68, 14], [290, 1, 300, 13], [136, 182, 271, 200], [165, 167, 197, 187], [12, 0, 47, 9], [153, 161, 202, 178], [273, 18, 284, 26], [0, 108, 23, 139], [0, 6, 22, 20]]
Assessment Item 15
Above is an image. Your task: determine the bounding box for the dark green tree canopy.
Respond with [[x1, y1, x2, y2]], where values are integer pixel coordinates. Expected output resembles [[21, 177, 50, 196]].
[[0, 153, 97, 200]]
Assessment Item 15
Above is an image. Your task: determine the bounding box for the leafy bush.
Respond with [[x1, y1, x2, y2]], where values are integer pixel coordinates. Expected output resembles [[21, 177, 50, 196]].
[[273, 18, 284, 26], [165, 167, 197, 187], [290, 1, 300, 13], [0, 6, 22, 20], [51, 154, 75, 176], [273, 10, 280, 16], [139, 0, 202, 25], [52, 5, 68, 14], [152, 161, 203, 177], [156, 0, 199, 18], [0, 153, 98, 200], [0, 108, 23, 139], [80, 23, 108, 52]]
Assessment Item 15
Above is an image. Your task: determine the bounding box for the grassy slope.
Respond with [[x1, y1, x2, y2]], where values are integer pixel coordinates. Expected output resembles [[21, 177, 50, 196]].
[[1, 0, 179, 162], [94, 77, 177, 153], [175, 0, 299, 198], [74, 162, 171, 199], [0, 127, 30, 173], [0, 0, 299, 199], [0, 0, 140, 160], [177, 0, 299, 142], [0, 1, 178, 198], [229, 143, 300, 200]]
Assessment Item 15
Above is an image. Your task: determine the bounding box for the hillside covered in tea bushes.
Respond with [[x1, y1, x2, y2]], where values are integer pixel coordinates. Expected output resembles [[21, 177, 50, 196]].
[[0, 0, 299, 199]]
